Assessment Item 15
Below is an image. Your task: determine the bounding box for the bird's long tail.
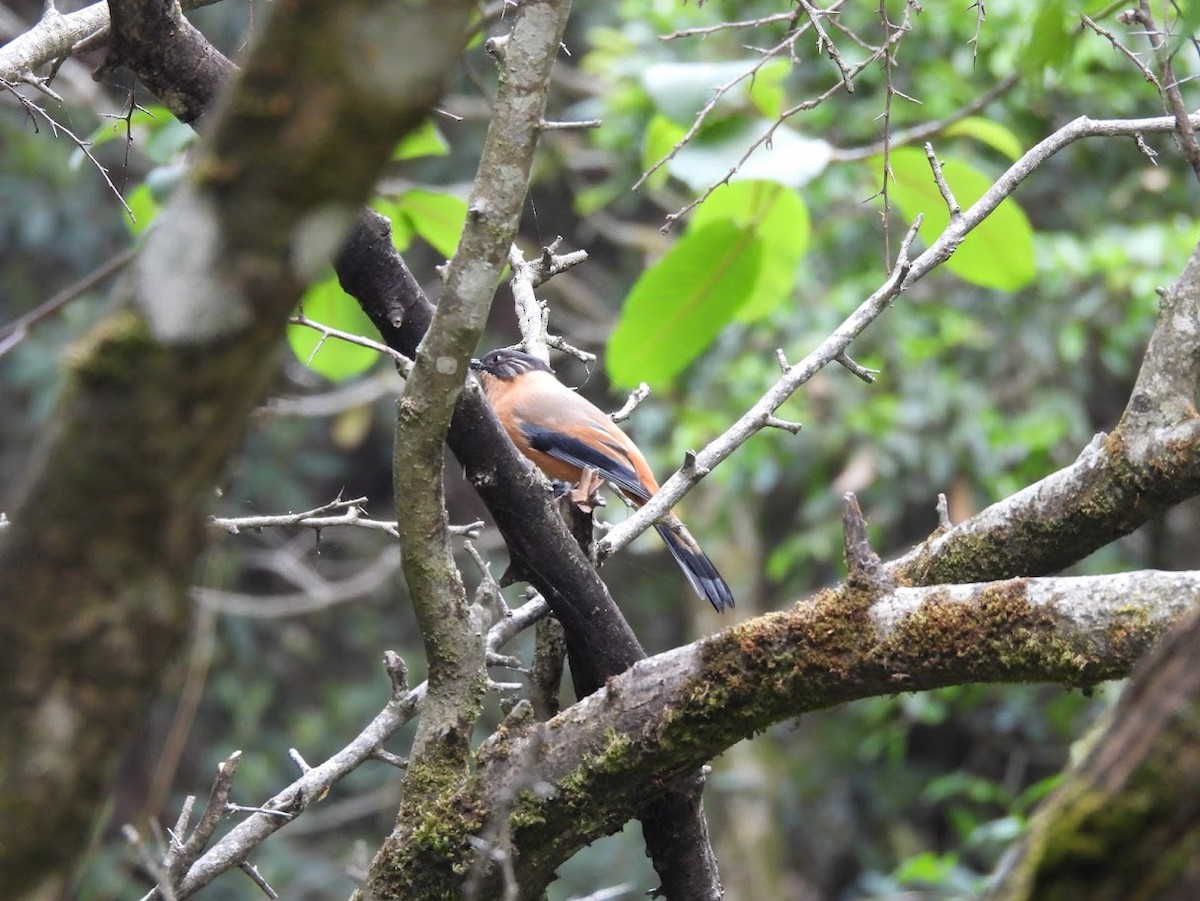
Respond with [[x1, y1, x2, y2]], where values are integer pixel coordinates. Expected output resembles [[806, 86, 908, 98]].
[[655, 520, 735, 613]]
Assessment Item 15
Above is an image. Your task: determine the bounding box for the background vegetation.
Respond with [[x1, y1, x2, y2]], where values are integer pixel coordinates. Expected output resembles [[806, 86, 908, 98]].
[[2, 0, 1198, 898]]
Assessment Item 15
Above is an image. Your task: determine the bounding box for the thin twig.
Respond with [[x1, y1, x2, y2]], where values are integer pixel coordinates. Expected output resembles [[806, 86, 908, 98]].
[[1082, 14, 1162, 89], [831, 74, 1019, 163], [660, 11, 797, 40], [1, 77, 133, 218], [924, 142, 961, 219], [606, 109, 1200, 555], [289, 312, 413, 374], [610, 383, 651, 423], [0, 245, 137, 359], [1123, 2, 1200, 182]]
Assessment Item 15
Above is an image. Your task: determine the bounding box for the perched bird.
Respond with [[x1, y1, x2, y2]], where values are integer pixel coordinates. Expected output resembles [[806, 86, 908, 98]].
[[470, 348, 734, 612]]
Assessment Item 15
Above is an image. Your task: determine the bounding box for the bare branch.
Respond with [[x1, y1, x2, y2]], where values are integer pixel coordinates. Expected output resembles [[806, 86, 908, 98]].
[[610, 382, 651, 423], [163, 595, 550, 898], [1, 77, 132, 217], [193, 546, 402, 617], [924, 142, 962, 219], [288, 312, 413, 375], [378, 2, 574, 894], [599, 216, 922, 559], [1122, 2, 1200, 182], [1081, 14, 1162, 90], [505, 241, 593, 366], [605, 110, 1200, 559]]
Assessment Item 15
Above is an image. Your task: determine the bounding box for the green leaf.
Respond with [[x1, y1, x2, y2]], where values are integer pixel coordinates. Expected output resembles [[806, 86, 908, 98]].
[[944, 116, 1024, 162], [669, 118, 832, 191], [124, 183, 161, 236], [287, 274, 380, 381], [747, 59, 790, 119], [641, 114, 687, 192], [607, 220, 763, 387], [690, 181, 809, 321], [391, 119, 450, 161], [884, 147, 1036, 290], [1020, 0, 1074, 74], [393, 189, 467, 259]]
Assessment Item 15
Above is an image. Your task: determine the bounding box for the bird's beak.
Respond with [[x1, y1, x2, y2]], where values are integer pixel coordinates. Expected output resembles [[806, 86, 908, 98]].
[[469, 358, 484, 371]]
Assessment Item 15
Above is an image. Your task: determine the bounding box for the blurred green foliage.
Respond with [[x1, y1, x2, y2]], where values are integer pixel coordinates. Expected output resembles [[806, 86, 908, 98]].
[[2, 0, 1199, 898]]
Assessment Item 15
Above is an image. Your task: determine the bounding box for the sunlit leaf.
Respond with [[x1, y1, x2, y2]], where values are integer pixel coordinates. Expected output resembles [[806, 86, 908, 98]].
[[391, 119, 450, 161], [607, 220, 763, 387], [944, 116, 1024, 162], [884, 147, 1035, 290], [288, 274, 380, 381], [394, 189, 467, 259], [690, 181, 809, 320]]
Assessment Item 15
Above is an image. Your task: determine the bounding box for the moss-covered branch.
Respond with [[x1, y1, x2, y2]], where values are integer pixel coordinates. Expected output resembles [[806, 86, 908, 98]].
[[893, 238, 1200, 586], [382, 569, 1196, 898]]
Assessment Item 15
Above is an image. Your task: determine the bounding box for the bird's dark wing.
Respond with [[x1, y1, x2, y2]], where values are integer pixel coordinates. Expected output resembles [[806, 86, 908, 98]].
[[519, 423, 651, 502]]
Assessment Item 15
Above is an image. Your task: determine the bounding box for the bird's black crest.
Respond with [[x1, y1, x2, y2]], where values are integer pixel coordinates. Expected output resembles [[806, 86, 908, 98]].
[[470, 349, 555, 380]]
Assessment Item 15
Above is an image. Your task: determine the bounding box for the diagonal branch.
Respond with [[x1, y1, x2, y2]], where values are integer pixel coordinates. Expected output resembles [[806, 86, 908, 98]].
[[603, 111, 1200, 562], [385, 0, 573, 836], [893, 234, 1200, 587]]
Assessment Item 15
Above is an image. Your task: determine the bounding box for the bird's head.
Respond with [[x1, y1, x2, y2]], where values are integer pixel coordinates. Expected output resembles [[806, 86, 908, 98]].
[[469, 348, 555, 380]]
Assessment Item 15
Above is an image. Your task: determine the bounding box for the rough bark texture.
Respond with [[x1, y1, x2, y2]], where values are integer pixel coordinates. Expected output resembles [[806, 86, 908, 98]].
[[0, 1, 471, 895], [105, 0, 233, 124], [987, 601, 1200, 900], [338, 213, 721, 900], [374, 571, 1195, 895], [893, 241, 1200, 588]]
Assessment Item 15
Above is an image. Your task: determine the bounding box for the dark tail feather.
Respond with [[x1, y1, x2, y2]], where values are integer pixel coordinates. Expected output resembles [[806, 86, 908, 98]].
[[655, 523, 735, 613]]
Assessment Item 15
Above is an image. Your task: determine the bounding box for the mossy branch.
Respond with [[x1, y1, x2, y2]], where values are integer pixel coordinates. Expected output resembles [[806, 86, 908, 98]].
[[389, 569, 1196, 898]]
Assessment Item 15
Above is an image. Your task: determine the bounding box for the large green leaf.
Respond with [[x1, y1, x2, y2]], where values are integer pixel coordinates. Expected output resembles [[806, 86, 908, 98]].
[[287, 274, 380, 381], [690, 181, 809, 321], [607, 220, 763, 387], [393, 189, 467, 259], [884, 147, 1035, 291]]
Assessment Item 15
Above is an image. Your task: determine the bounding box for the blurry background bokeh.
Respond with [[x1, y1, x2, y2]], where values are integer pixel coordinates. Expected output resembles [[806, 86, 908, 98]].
[[2, 1, 1198, 898]]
